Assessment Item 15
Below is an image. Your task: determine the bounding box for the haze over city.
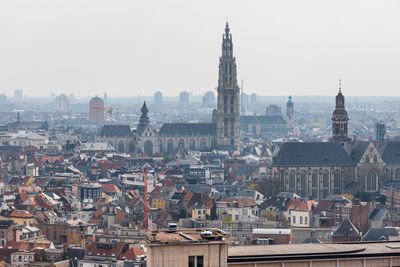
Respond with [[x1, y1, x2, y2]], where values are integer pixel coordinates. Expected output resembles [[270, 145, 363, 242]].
[[1, 0, 400, 97]]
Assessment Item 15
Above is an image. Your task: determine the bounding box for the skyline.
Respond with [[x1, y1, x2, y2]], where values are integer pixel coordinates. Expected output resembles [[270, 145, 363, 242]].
[[1, 0, 400, 97]]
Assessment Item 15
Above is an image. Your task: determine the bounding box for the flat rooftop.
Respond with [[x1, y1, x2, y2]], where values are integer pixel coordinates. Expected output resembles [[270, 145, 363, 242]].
[[228, 241, 400, 263]]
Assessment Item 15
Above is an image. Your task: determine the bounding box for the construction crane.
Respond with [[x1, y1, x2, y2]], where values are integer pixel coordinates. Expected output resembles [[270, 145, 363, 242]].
[[141, 169, 149, 230], [94, 106, 137, 123]]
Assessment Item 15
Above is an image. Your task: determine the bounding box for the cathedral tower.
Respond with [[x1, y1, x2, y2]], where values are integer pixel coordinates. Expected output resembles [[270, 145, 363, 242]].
[[215, 22, 240, 149], [330, 81, 351, 144], [286, 96, 294, 127]]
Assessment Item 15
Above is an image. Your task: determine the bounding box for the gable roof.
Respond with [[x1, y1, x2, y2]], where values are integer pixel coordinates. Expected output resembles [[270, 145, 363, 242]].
[[332, 217, 361, 237], [273, 142, 353, 167], [382, 142, 400, 164], [159, 123, 216, 136], [363, 227, 399, 242], [350, 141, 370, 163], [99, 125, 133, 137]]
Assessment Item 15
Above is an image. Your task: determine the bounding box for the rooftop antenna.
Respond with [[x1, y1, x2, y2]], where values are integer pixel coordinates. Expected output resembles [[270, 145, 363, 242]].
[[339, 79, 342, 93]]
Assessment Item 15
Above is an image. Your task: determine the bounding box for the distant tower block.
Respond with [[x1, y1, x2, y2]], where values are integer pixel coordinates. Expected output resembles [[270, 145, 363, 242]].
[[179, 91, 189, 108], [330, 80, 351, 146], [286, 96, 294, 127], [89, 96, 104, 123], [154, 91, 163, 106], [376, 122, 386, 141], [215, 21, 240, 149]]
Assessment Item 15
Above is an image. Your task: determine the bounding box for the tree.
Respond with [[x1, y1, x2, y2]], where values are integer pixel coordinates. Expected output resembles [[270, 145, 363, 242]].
[[260, 209, 275, 221], [210, 201, 218, 220]]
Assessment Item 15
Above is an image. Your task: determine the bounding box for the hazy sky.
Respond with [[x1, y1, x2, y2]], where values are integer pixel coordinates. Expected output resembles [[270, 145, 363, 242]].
[[1, 0, 400, 97]]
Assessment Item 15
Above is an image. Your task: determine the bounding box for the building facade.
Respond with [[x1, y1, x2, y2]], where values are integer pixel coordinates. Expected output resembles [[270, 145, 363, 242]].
[[89, 96, 104, 123]]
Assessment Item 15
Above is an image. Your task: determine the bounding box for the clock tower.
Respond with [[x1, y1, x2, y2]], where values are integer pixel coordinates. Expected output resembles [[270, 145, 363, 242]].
[[330, 81, 351, 145], [215, 21, 240, 149]]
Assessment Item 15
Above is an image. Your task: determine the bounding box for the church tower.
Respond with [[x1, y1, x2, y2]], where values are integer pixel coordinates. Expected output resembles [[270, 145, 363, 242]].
[[330, 81, 351, 144], [215, 22, 240, 149], [286, 96, 294, 127]]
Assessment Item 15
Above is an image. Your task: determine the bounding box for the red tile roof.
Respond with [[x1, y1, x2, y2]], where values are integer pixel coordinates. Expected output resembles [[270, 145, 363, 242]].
[[118, 246, 145, 260], [10, 209, 34, 218], [183, 192, 194, 202], [86, 242, 127, 258], [101, 184, 121, 194]]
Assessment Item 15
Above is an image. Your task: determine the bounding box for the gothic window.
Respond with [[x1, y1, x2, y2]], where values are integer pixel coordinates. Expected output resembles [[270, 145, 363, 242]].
[[396, 169, 400, 180], [224, 118, 228, 137], [167, 139, 174, 153], [128, 141, 135, 153], [373, 156, 378, 163], [224, 96, 228, 105], [118, 140, 124, 153], [322, 170, 329, 198], [231, 119, 235, 136], [200, 138, 207, 150], [178, 138, 185, 148], [366, 171, 377, 191], [280, 170, 285, 192], [300, 170, 307, 197], [312, 171, 318, 199], [230, 96, 234, 105], [365, 156, 370, 163], [211, 138, 217, 149], [289, 170, 295, 193], [144, 141, 153, 155], [189, 139, 196, 150], [333, 170, 341, 195]]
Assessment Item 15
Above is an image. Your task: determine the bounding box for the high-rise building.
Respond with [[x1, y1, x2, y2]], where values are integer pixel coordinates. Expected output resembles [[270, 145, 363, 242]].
[[89, 96, 105, 123], [0, 94, 7, 104], [215, 22, 240, 148], [250, 93, 257, 111], [154, 91, 163, 106], [375, 122, 386, 141], [179, 91, 189, 108], [54, 94, 70, 112], [330, 81, 351, 145], [14, 89, 23, 100], [286, 96, 294, 127], [202, 91, 215, 108]]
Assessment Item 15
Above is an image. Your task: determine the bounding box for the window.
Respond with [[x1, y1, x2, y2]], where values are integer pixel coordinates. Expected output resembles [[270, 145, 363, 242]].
[[305, 217, 308, 225], [189, 256, 204, 267], [322, 170, 329, 198], [292, 216, 296, 224], [311, 171, 318, 199], [366, 171, 377, 191], [365, 156, 370, 163], [333, 170, 341, 195], [289, 171, 295, 193], [300, 170, 307, 197], [374, 156, 378, 163], [300, 216, 303, 224]]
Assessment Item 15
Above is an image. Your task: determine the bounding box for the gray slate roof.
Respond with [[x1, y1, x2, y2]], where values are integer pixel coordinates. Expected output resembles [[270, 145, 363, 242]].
[[363, 227, 399, 242], [99, 125, 133, 137], [332, 217, 361, 237], [159, 123, 216, 136], [382, 142, 400, 164], [350, 141, 369, 164], [273, 142, 353, 167]]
